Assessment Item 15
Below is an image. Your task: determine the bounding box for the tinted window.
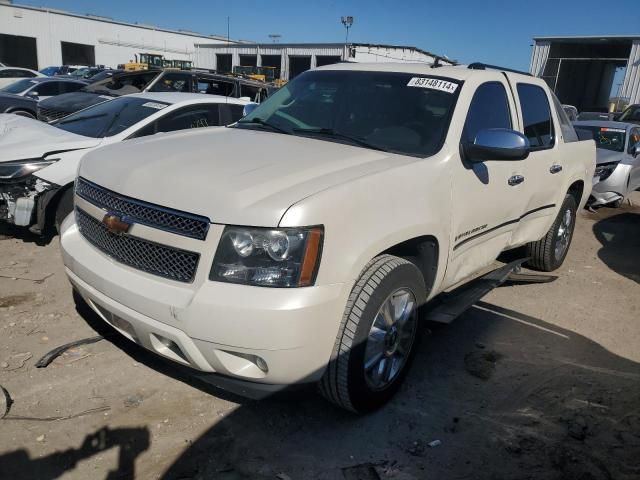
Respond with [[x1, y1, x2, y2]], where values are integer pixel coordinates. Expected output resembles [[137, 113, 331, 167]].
[[156, 105, 221, 132], [240, 70, 460, 157], [0, 78, 36, 94], [84, 72, 159, 96], [229, 104, 245, 123], [35, 82, 61, 96], [60, 81, 85, 93], [628, 128, 640, 151], [517, 83, 554, 149], [54, 97, 169, 138], [149, 73, 192, 93], [462, 82, 511, 143], [196, 77, 235, 96]]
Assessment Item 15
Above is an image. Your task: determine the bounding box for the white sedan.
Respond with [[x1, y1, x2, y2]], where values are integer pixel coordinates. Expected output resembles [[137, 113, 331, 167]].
[[0, 92, 250, 233], [0, 67, 45, 89]]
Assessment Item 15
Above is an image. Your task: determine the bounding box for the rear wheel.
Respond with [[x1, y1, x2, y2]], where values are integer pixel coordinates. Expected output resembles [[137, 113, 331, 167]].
[[526, 194, 577, 271], [319, 255, 426, 413]]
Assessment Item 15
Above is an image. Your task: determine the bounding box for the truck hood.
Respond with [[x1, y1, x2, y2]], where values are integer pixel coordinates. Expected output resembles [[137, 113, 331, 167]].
[[0, 114, 101, 162], [595, 148, 624, 165], [78, 127, 417, 227]]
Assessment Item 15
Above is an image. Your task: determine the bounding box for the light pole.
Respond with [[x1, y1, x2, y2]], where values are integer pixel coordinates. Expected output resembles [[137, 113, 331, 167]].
[[341, 16, 354, 45]]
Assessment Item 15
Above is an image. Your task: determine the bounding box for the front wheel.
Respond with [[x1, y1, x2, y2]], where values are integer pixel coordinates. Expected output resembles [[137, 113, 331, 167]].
[[526, 194, 577, 271], [319, 255, 426, 413]]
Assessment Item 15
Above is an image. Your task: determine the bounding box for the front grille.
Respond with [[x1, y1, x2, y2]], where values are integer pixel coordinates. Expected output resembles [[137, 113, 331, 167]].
[[37, 107, 71, 122], [76, 177, 210, 240], [76, 208, 200, 283]]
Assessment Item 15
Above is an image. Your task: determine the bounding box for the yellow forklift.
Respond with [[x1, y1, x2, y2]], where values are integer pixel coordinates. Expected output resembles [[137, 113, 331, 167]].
[[119, 53, 165, 71]]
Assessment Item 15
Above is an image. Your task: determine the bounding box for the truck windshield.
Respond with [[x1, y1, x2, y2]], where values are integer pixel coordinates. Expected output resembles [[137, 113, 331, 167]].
[[54, 97, 169, 138], [577, 126, 626, 152], [237, 70, 460, 157]]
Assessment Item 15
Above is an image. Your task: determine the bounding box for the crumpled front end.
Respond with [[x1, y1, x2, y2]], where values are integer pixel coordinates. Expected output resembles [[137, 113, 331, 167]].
[[0, 177, 59, 232]]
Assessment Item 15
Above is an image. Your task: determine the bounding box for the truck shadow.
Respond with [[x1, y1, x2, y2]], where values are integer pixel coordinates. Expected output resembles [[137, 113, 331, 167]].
[[0, 222, 54, 246], [592, 210, 640, 284], [71, 295, 640, 479], [0, 426, 150, 480]]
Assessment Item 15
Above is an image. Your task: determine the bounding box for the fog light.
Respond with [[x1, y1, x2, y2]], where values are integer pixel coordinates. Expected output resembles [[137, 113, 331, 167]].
[[255, 356, 268, 373]]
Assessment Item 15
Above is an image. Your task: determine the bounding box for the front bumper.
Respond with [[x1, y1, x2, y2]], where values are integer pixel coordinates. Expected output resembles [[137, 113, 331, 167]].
[[589, 163, 631, 206], [60, 214, 348, 389]]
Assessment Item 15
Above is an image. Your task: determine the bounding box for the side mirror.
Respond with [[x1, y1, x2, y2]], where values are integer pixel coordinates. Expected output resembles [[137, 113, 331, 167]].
[[632, 144, 640, 157], [242, 102, 259, 117], [26, 90, 39, 98], [463, 128, 530, 162]]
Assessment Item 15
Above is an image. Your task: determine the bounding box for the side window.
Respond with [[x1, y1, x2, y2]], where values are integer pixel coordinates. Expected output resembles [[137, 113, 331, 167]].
[[629, 128, 640, 152], [0, 70, 10, 78], [60, 82, 85, 93], [155, 105, 221, 133], [149, 73, 192, 93], [219, 104, 246, 125], [23, 70, 37, 78], [462, 81, 512, 143], [35, 82, 61, 96], [196, 77, 234, 96], [517, 83, 554, 149]]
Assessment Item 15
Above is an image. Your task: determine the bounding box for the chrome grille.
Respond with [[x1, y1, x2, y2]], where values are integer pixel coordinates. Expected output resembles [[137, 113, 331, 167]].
[[37, 107, 71, 122], [76, 177, 210, 240], [76, 208, 200, 283]]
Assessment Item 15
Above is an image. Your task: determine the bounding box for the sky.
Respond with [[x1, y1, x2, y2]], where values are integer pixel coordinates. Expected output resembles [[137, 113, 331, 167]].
[[19, 0, 640, 71]]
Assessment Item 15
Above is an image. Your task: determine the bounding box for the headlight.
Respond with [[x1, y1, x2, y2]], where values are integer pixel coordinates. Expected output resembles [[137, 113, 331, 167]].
[[0, 159, 57, 182], [593, 162, 618, 182], [210, 226, 323, 287]]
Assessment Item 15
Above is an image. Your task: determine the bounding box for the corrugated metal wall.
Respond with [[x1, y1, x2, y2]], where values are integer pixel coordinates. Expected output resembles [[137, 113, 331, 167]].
[[621, 40, 640, 105], [529, 41, 550, 76]]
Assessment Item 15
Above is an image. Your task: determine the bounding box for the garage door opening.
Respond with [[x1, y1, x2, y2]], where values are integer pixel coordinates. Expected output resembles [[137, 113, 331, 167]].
[[216, 54, 232, 73], [261, 55, 281, 79], [316, 56, 342, 67], [0, 34, 37, 69], [239, 54, 257, 67], [61, 41, 95, 66], [288, 56, 311, 80]]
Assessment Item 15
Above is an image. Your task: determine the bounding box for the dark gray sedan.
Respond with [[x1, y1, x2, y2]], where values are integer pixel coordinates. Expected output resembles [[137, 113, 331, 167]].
[[0, 77, 87, 119]]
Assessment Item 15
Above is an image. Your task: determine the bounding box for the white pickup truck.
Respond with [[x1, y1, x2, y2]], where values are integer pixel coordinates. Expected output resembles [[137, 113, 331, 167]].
[[60, 62, 595, 412]]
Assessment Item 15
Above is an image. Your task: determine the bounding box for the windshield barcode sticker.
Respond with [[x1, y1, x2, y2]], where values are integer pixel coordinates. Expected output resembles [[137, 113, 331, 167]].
[[407, 77, 458, 94], [142, 102, 168, 110]]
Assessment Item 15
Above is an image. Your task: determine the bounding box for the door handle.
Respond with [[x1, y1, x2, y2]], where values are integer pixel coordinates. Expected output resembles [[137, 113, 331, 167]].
[[508, 175, 525, 186], [550, 164, 563, 174]]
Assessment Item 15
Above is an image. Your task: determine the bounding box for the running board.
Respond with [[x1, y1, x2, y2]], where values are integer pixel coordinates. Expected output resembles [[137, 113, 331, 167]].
[[423, 259, 528, 324]]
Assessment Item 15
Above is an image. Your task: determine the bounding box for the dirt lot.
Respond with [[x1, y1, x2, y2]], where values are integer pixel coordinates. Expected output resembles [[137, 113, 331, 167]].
[[1, 194, 639, 480]]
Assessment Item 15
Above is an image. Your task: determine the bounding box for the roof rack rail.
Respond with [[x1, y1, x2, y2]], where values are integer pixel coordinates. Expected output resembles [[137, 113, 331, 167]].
[[467, 62, 532, 76]]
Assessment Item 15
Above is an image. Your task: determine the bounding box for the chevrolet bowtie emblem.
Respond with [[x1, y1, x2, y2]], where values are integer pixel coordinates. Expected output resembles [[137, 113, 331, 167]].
[[102, 213, 131, 235]]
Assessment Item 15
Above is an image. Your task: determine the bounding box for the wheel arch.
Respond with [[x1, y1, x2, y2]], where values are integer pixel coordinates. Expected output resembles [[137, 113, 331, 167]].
[[567, 179, 585, 206], [6, 107, 37, 118], [380, 235, 439, 301]]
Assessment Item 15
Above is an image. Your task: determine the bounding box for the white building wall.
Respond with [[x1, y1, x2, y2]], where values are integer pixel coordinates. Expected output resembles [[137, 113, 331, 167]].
[[0, 4, 231, 69]]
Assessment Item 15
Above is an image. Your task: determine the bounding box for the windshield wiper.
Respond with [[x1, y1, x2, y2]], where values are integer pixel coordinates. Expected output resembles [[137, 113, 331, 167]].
[[292, 128, 390, 152], [237, 117, 291, 135]]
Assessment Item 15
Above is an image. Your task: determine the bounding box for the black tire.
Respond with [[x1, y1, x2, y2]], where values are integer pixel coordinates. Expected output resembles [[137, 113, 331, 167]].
[[319, 255, 426, 413], [11, 109, 36, 119], [526, 194, 577, 272], [54, 187, 74, 234]]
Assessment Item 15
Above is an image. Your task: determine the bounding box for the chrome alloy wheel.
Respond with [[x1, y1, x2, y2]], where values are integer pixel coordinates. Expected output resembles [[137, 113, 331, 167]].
[[555, 208, 573, 261], [364, 288, 417, 391]]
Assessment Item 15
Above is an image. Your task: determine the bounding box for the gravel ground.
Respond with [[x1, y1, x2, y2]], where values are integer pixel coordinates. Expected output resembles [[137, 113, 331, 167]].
[[0, 193, 639, 480]]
